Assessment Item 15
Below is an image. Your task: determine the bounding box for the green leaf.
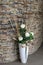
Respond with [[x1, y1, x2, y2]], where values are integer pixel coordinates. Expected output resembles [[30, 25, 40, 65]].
[[29, 33, 34, 40]]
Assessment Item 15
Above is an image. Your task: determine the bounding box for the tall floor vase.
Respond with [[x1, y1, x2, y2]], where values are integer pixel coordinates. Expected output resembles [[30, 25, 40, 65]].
[[19, 44, 29, 63]]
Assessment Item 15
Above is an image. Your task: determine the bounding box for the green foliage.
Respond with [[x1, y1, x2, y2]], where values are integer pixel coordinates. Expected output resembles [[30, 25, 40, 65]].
[[19, 28, 26, 36], [29, 33, 34, 40]]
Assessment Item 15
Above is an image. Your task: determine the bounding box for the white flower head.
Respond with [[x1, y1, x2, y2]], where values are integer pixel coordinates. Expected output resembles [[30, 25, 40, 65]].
[[20, 24, 25, 29], [25, 32, 30, 37], [31, 40, 33, 42], [30, 32, 34, 36], [18, 36, 23, 41]]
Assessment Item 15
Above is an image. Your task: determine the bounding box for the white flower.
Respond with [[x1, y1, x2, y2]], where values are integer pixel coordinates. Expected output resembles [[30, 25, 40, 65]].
[[31, 40, 33, 42], [30, 32, 34, 36], [18, 36, 23, 41], [20, 24, 25, 28], [25, 32, 30, 37]]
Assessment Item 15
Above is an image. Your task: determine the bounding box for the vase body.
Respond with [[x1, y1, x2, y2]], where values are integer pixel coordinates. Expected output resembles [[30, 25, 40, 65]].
[[19, 44, 29, 63]]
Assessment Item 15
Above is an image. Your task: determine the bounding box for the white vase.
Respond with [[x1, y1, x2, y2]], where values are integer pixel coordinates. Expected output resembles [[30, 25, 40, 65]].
[[19, 44, 29, 63]]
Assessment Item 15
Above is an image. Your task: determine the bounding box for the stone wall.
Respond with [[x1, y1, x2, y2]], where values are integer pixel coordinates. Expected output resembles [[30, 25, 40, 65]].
[[0, 0, 43, 63]]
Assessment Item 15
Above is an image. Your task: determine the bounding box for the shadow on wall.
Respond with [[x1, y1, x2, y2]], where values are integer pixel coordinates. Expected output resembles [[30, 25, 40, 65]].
[[39, 0, 43, 43]]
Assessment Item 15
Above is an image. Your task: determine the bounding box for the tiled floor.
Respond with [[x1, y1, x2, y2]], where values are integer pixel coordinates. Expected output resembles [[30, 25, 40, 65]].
[[0, 44, 43, 65]]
